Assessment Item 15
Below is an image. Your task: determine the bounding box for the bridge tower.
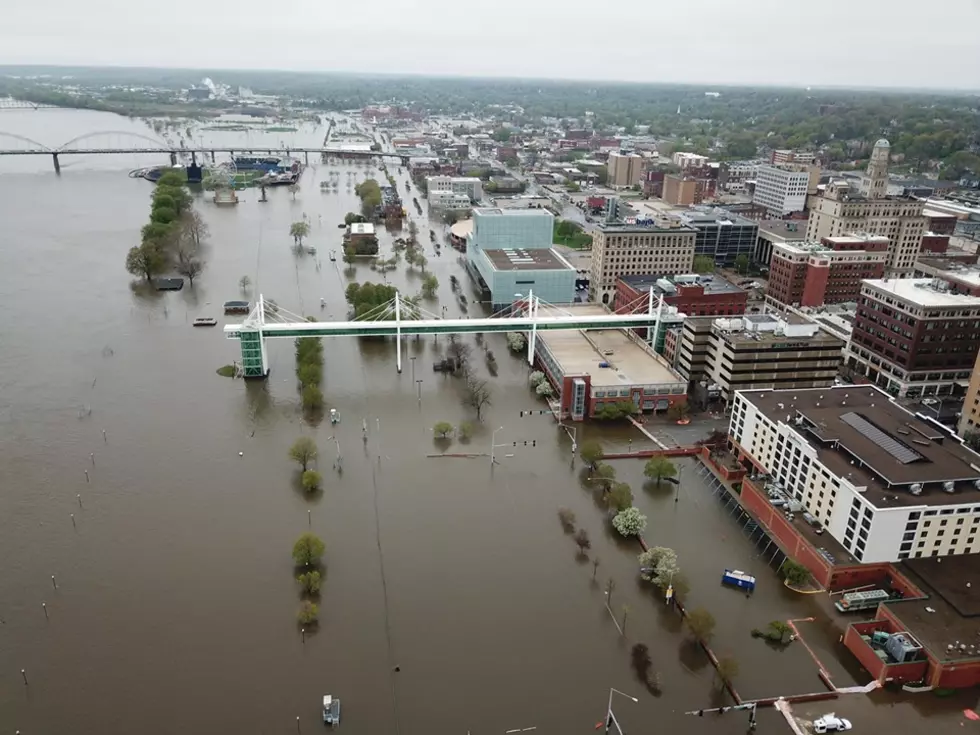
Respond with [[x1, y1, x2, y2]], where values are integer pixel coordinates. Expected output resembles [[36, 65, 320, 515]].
[[237, 297, 269, 378]]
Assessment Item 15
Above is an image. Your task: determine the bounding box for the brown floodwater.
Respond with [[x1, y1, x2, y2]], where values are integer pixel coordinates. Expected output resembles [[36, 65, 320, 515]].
[[0, 109, 976, 734]]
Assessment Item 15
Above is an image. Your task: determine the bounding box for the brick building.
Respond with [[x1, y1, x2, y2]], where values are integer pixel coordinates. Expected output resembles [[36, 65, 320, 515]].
[[614, 273, 748, 317], [845, 278, 980, 397], [767, 235, 889, 307]]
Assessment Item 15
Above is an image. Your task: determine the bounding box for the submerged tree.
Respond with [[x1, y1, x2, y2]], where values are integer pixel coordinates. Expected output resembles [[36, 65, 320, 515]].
[[292, 532, 325, 567], [288, 437, 318, 471], [125, 242, 166, 281]]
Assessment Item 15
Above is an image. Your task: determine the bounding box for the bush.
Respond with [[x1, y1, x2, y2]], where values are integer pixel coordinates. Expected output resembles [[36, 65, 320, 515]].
[[297, 570, 322, 594], [302, 385, 324, 410], [593, 401, 640, 421], [781, 559, 811, 586], [292, 532, 325, 566], [506, 332, 527, 352], [301, 470, 322, 492], [298, 363, 321, 387], [458, 422, 474, 441], [612, 507, 647, 537], [297, 601, 319, 624]]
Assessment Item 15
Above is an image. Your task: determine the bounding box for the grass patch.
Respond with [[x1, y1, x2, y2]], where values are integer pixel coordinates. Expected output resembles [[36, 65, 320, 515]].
[[216, 364, 237, 378], [553, 221, 593, 250]]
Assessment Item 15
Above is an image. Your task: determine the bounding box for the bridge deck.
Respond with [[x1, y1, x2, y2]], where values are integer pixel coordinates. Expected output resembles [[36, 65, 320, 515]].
[[224, 312, 661, 339]]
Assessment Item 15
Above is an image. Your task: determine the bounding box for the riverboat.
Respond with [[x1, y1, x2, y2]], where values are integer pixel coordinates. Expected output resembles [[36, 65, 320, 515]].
[[234, 155, 285, 172], [192, 317, 218, 327], [257, 171, 299, 187]]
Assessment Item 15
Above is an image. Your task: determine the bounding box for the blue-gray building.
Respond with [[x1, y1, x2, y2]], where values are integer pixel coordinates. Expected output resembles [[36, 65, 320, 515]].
[[466, 208, 576, 310]]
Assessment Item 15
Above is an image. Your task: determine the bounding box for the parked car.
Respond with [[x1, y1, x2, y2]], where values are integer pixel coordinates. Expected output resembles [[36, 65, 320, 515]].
[[813, 714, 852, 733]]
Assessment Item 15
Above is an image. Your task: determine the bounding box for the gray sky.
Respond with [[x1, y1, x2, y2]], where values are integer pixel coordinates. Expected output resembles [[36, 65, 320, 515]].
[[4, 0, 980, 89]]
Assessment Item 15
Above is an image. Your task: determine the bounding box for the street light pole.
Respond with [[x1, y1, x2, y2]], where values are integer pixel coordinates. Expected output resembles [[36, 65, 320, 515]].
[[675, 465, 684, 503], [491, 426, 504, 467], [604, 687, 638, 735], [410, 355, 416, 385], [416, 379, 423, 404]]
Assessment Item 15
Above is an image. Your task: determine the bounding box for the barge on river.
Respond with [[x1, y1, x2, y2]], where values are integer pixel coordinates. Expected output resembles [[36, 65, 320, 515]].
[[322, 695, 341, 725]]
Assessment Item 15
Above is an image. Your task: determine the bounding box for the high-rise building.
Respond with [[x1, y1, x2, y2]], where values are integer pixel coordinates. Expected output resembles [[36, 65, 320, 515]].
[[752, 164, 811, 217], [662, 174, 699, 206], [606, 151, 644, 188], [730, 386, 980, 563], [719, 161, 761, 193], [958, 351, 980, 439], [672, 152, 709, 169], [766, 235, 889, 307], [845, 278, 980, 397], [806, 139, 926, 276], [589, 221, 697, 305]]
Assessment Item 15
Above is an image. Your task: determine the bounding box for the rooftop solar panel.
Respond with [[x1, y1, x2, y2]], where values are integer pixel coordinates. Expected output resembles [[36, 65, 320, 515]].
[[840, 412, 925, 465]]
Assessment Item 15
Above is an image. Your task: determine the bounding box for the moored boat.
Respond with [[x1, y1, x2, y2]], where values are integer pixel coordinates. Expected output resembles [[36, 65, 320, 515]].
[[193, 317, 218, 327], [223, 300, 251, 314]]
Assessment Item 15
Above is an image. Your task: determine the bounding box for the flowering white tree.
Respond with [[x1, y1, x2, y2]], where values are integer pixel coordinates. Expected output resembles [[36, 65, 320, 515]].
[[536, 382, 554, 398], [612, 507, 647, 537], [638, 546, 679, 587], [529, 371, 546, 387]]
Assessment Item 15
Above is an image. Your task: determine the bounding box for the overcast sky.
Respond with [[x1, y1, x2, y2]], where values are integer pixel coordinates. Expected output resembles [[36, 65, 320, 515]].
[[3, 0, 980, 89]]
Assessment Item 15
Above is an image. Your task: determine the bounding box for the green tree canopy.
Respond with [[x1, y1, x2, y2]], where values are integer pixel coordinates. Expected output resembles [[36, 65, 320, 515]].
[[693, 255, 716, 274], [288, 437, 318, 471], [644, 456, 677, 484], [292, 532, 325, 566], [125, 242, 166, 281]]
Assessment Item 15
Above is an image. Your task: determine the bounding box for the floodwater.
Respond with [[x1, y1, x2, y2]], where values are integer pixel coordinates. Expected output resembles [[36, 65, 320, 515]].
[[0, 108, 975, 734]]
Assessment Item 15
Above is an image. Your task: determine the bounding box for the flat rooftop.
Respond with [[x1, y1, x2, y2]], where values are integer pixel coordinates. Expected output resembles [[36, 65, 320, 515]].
[[758, 219, 806, 241], [888, 557, 980, 664], [483, 247, 574, 272], [595, 221, 697, 235], [537, 304, 683, 389], [473, 207, 550, 218], [864, 278, 980, 308], [620, 273, 744, 296], [745, 387, 980, 509]]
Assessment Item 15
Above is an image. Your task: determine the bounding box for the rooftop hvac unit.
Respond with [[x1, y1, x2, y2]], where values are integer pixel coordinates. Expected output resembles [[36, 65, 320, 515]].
[[943, 481, 956, 493], [909, 483, 923, 496], [973, 479, 980, 491]]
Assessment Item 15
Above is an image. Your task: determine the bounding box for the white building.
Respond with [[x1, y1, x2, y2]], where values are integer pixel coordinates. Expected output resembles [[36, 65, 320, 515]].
[[731, 386, 980, 563], [672, 152, 709, 169], [426, 176, 483, 202], [752, 164, 810, 217], [428, 190, 472, 211]]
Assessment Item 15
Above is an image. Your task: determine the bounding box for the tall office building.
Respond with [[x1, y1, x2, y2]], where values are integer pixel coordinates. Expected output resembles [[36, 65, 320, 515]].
[[752, 164, 811, 217], [806, 139, 926, 276], [607, 152, 644, 188], [589, 221, 696, 305]]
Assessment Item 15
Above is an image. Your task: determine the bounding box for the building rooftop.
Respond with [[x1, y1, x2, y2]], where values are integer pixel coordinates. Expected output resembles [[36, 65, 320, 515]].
[[348, 222, 376, 236], [744, 386, 980, 509], [483, 247, 574, 272], [619, 273, 745, 296], [473, 207, 550, 218], [713, 312, 836, 345], [537, 304, 684, 389], [758, 219, 806, 241], [863, 278, 980, 308], [888, 557, 980, 664], [595, 220, 697, 234], [676, 207, 758, 228]]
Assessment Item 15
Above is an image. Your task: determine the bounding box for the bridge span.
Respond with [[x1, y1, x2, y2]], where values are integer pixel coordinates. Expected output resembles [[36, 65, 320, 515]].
[[0, 140, 400, 173], [223, 291, 664, 378]]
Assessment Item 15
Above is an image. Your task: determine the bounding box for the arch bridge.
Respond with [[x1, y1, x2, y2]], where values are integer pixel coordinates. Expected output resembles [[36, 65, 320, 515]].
[[0, 129, 407, 173]]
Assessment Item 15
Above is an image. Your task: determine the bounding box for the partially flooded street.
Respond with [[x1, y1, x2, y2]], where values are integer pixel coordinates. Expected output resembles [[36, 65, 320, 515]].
[[0, 108, 975, 734]]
